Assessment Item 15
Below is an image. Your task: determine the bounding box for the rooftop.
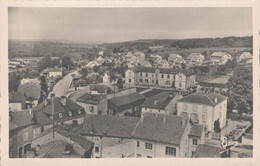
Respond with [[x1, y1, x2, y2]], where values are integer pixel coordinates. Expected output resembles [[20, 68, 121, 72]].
[[178, 92, 227, 106], [108, 92, 145, 112], [90, 84, 113, 94], [200, 75, 230, 87], [132, 113, 189, 145], [17, 83, 41, 99], [76, 93, 104, 105], [9, 92, 26, 103], [81, 115, 140, 138], [141, 92, 177, 110], [9, 110, 35, 131], [189, 124, 204, 137]]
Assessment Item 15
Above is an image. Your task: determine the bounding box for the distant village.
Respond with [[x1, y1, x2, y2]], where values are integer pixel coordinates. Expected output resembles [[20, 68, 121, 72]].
[[9, 40, 253, 158]]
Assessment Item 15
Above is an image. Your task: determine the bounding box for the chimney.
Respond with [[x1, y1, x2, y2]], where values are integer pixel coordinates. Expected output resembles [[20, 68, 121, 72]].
[[60, 96, 67, 106], [215, 98, 218, 103], [154, 98, 158, 105], [168, 92, 174, 98], [44, 99, 49, 106], [140, 113, 144, 123], [181, 117, 186, 127], [163, 115, 166, 124]]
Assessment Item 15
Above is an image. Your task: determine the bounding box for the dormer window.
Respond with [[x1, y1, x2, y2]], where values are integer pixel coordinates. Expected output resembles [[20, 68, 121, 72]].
[[59, 113, 62, 118], [69, 111, 72, 116]]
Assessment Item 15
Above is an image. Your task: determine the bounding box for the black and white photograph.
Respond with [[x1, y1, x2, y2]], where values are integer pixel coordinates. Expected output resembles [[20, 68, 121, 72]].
[[6, 6, 254, 160]]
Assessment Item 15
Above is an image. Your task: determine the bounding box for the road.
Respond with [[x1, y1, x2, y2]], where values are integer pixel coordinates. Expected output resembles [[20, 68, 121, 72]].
[[49, 70, 79, 98]]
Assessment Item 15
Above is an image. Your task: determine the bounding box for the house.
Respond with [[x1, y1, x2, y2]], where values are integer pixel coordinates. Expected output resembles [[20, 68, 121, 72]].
[[241, 127, 253, 146], [48, 67, 63, 78], [134, 52, 146, 61], [175, 72, 196, 91], [168, 54, 186, 68], [156, 59, 170, 68], [76, 93, 107, 115], [237, 52, 252, 64], [33, 96, 86, 131], [29, 128, 94, 158], [9, 110, 35, 158], [86, 61, 99, 68], [188, 124, 205, 157], [210, 52, 231, 65], [9, 92, 27, 111], [20, 78, 40, 85], [80, 115, 139, 158], [134, 59, 152, 68], [186, 53, 205, 66], [108, 92, 146, 116], [125, 67, 195, 89], [141, 92, 182, 115], [199, 75, 230, 93], [132, 113, 191, 158], [177, 92, 228, 131], [103, 73, 110, 84], [17, 83, 41, 107]]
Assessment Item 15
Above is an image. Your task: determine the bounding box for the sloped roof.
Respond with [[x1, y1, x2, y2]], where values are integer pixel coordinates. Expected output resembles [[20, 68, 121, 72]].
[[108, 92, 145, 112], [189, 124, 204, 137], [76, 93, 104, 105], [132, 113, 189, 145], [178, 92, 227, 106], [17, 83, 41, 99], [211, 52, 231, 59], [81, 115, 139, 138], [141, 92, 176, 110], [9, 110, 35, 131], [90, 84, 113, 94], [48, 67, 62, 73], [195, 144, 223, 158], [168, 53, 181, 62], [9, 92, 26, 103], [34, 97, 85, 126], [238, 52, 252, 60], [186, 53, 204, 61]]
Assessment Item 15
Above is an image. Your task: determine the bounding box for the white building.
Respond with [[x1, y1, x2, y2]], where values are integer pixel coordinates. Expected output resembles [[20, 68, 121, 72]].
[[210, 52, 231, 65], [177, 92, 228, 131], [175, 73, 196, 91], [103, 73, 110, 84], [237, 52, 252, 64]]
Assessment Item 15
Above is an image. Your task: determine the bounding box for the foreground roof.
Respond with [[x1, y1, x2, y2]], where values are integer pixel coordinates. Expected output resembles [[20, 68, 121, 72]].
[[81, 115, 140, 138], [195, 144, 223, 158], [17, 83, 41, 99], [9, 92, 26, 103], [178, 92, 227, 106], [132, 113, 189, 145]]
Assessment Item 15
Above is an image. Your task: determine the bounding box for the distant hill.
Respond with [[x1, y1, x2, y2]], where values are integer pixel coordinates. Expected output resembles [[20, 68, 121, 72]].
[[101, 36, 252, 50]]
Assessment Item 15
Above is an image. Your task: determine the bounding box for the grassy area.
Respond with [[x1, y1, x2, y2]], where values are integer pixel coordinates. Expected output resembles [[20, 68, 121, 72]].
[[227, 112, 253, 122]]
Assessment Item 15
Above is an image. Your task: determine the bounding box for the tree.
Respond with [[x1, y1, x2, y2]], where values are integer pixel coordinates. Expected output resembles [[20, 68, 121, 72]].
[[214, 119, 221, 133], [116, 78, 124, 90], [93, 66, 100, 73], [38, 76, 48, 104], [226, 66, 252, 116], [62, 56, 74, 70], [9, 73, 21, 92]]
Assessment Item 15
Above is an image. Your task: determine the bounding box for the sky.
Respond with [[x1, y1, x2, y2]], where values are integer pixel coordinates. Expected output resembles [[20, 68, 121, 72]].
[[9, 7, 252, 43]]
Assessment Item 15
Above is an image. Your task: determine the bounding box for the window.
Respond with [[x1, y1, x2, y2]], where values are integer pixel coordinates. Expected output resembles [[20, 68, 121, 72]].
[[166, 81, 170, 85], [145, 79, 149, 83], [192, 151, 196, 157], [146, 73, 148, 77], [165, 146, 176, 156], [95, 146, 99, 153], [23, 133, 28, 141], [136, 154, 142, 158], [69, 111, 72, 116], [137, 141, 140, 148], [161, 74, 164, 78], [191, 113, 199, 122], [139, 78, 143, 82], [89, 106, 94, 113], [129, 79, 131, 83], [167, 74, 170, 79], [152, 80, 154, 84], [59, 113, 62, 118], [140, 73, 142, 77], [145, 143, 152, 150], [202, 114, 207, 123], [192, 139, 198, 145], [180, 112, 188, 118], [183, 104, 187, 110], [147, 156, 152, 158], [78, 110, 81, 114]]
